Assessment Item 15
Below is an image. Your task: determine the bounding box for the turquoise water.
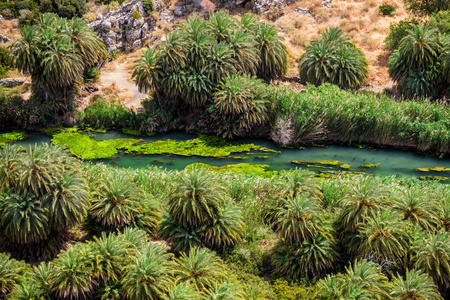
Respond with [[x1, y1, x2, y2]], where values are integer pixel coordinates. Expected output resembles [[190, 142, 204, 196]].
[[9, 130, 450, 179]]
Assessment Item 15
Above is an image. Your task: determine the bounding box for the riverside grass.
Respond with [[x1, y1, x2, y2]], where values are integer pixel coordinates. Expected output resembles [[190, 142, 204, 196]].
[[274, 84, 450, 153], [0, 131, 28, 146]]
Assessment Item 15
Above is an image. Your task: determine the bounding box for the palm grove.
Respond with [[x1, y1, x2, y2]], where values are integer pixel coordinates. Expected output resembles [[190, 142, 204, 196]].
[[1, 143, 449, 299]]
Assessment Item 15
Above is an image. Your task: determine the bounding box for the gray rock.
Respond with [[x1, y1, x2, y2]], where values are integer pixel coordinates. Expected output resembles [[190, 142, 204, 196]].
[[0, 15, 3, 22], [141, 22, 149, 32], [160, 35, 167, 42], [133, 17, 144, 29], [0, 34, 10, 43], [173, 6, 184, 17], [132, 39, 142, 49], [0, 78, 28, 88], [96, 13, 103, 20], [103, 20, 112, 31]]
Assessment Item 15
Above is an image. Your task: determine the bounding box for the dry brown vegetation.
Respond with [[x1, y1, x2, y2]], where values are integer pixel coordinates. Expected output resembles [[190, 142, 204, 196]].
[[271, 0, 408, 91]]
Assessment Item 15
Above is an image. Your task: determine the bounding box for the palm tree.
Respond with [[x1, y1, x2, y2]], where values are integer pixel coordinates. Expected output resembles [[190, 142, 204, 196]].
[[156, 30, 187, 74], [181, 17, 213, 71], [255, 22, 287, 81], [208, 12, 238, 43], [132, 47, 162, 101], [30, 262, 52, 298], [398, 25, 442, 70], [204, 282, 243, 300], [391, 186, 442, 231], [12, 13, 105, 102], [274, 194, 323, 244], [7, 282, 45, 300], [91, 232, 135, 284], [182, 68, 213, 107], [228, 29, 259, 75], [16, 144, 61, 197], [357, 210, 410, 263], [50, 243, 97, 300], [411, 231, 450, 290], [442, 43, 450, 82], [299, 27, 368, 89], [168, 167, 225, 228], [164, 282, 202, 300], [131, 196, 161, 236], [175, 247, 227, 292], [441, 197, 450, 231], [0, 253, 31, 298], [118, 227, 149, 252], [206, 42, 237, 83], [159, 213, 203, 252], [203, 199, 245, 248], [122, 242, 176, 300], [240, 13, 259, 34], [278, 168, 323, 200], [338, 176, 387, 233], [273, 231, 337, 279], [0, 144, 21, 193], [0, 192, 49, 244], [315, 275, 373, 300], [43, 170, 89, 232], [339, 259, 391, 300], [90, 172, 140, 230], [388, 25, 443, 98], [212, 74, 269, 138], [390, 269, 443, 300]]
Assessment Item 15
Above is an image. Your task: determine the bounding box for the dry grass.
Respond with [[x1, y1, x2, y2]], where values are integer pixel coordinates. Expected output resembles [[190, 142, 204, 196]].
[[313, 7, 332, 23], [290, 32, 309, 47]]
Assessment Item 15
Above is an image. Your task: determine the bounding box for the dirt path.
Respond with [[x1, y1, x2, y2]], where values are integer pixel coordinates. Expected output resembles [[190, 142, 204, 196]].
[[99, 63, 146, 108]]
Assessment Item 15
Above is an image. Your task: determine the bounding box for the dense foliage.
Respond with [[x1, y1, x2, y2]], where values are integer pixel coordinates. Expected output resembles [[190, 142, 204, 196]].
[[132, 12, 287, 138], [0, 148, 449, 298], [11, 13, 105, 111], [0, 48, 14, 78], [404, 0, 449, 15], [299, 27, 368, 89], [388, 24, 449, 99]]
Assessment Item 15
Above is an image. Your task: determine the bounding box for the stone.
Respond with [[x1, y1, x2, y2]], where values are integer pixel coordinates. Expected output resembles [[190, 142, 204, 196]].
[[0, 78, 28, 88], [141, 22, 149, 32], [103, 20, 112, 31], [160, 35, 167, 42], [96, 13, 103, 20], [132, 39, 142, 49], [133, 16, 144, 29], [0, 15, 3, 22], [173, 6, 184, 17], [0, 34, 10, 43]]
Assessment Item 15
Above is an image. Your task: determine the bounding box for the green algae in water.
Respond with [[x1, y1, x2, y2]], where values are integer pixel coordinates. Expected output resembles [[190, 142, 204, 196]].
[[340, 164, 351, 169], [359, 162, 381, 168], [415, 166, 450, 172], [418, 176, 449, 181], [126, 135, 273, 157], [292, 160, 342, 166], [0, 131, 28, 146], [255, 155, 269, 159], [122, 128, 142, 136], [186, 162, 278, 177], [52, 132, 140, 160]]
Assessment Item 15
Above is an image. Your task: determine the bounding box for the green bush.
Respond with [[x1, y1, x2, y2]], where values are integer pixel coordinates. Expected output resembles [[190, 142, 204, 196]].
[[404, 0, 450, 16], [37, 0, 85, 19], [0, 47, 14, 78], [83, 66, 100, 83], [428, 11, 450, 34], [142, 0, 154, 14], [379, 3, 396, 16], [131, 10, 142, 19], [384, 18, 421, 50]]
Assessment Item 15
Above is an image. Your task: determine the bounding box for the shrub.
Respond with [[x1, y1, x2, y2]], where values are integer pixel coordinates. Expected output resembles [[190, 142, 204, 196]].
[[83, 12, 97, 22], [404, 0, 450, 16], [142, 0, 154, 14], [428, 11, 450, 34], [131, 10, 142, 19], [83, 66, 100, 83], [0, 47, 13, 78], [37, 0, 85, 19], [379, 3, 396, 16], [299, 27, 368, 89], [384, 18, 421, 50]]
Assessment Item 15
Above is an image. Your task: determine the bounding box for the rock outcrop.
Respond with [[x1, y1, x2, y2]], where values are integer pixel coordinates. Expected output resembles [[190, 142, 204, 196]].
[[0, 78, 28, 88], [0, 34, 10, 43], [89, 0, 158, 52]]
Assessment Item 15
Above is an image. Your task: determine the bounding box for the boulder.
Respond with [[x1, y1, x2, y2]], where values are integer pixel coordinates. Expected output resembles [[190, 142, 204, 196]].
[[0, 34, 10, 43], [0, 15, 3, 22], [0, 78, 28, 88], [132, 39, 142, 49]]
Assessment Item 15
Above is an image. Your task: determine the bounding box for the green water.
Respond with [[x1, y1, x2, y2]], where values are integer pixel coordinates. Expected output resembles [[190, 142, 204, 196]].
[[8, 130, 450, 179]]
